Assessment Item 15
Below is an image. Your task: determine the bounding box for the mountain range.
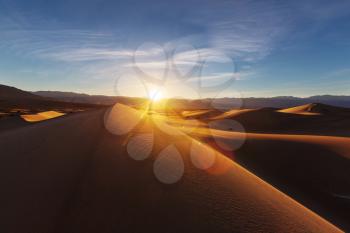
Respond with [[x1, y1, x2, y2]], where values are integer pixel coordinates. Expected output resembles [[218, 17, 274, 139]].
[[1, 84, 350, 109], [33, 89, 350, 109]]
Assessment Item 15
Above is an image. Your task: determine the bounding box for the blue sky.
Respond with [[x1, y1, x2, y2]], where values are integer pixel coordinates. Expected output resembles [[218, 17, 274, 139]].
[[0, 0, 350, 98]]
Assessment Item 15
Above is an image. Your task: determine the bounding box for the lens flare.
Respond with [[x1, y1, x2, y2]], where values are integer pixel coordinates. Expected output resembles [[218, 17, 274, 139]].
[[149, 89, 163, 102]]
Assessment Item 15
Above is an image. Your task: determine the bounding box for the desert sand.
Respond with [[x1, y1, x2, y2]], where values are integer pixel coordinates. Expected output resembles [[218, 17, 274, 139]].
[[279, 103, 350, 116], [278, 104, 322, 115], [0, 104, 343, 233], [179, 116, 350, 230], [180, 104, 350, 137], [20, 111, 66, 122]]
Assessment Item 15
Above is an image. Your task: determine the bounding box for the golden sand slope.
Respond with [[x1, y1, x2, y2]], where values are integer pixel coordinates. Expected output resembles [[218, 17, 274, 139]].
[[21, 111, 65, 122], [183, 124, 350, 230], [211, 109, 255, 120], [186, 126, 350, 159], [182, 109, 212, 117], [182, 109, 220, 119]]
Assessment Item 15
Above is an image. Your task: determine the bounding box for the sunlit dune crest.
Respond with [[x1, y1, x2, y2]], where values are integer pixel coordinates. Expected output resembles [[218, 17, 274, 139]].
[[151, 115, 186, 136], [21, 111, 65, 122], [278, 103, 350, 116], [190, 140, 216, 170], [211, 109, 255, 120], [278, 104, 322, 115], [182, 109, 220, 119], [182, 109, 213, 117]]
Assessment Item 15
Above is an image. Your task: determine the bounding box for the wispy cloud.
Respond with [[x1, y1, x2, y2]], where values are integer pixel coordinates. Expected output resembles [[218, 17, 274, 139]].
[[197, 72, 250, 82], [42, 48, 134, 62], [0, 29, 116, 57], [0, 1, 291, 87], [188, 1, 292, 62]]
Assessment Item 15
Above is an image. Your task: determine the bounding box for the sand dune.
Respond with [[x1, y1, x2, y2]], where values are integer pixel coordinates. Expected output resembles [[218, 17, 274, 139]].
[[207, 108, 317, 133], [279, 103, 350, 116], [21, 111, 65, 122], [210, 109, 256, 120], [20, 111, 66, 122], [183, 126, 350, 230], [181, 109, 221, 119], [196, 106, 350, 137], [180, 104, 350, 137], [278, 104, 321, 115], [0, 115, 29, 131], [181, 108, 258, 120], [0, 84, 105, 131], [0, 104, 341, 233]]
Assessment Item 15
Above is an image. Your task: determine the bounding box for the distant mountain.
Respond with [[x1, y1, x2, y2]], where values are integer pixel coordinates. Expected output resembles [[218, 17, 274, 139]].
[[0, 84, 43, 100], [33, 91, 118, 105], [8, 86, 350, 109], [0, 85, 102, 111], [239, 96, 350, 108], [33, 91, 146, 106]]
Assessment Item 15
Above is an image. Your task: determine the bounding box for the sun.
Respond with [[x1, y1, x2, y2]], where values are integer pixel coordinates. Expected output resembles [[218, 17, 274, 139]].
[[148, 89, 164, 102]]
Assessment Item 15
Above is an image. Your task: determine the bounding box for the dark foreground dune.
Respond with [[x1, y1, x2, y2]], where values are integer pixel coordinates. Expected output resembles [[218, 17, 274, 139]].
[[0, 115, 29, 131], [0, 104, 341, 233]]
